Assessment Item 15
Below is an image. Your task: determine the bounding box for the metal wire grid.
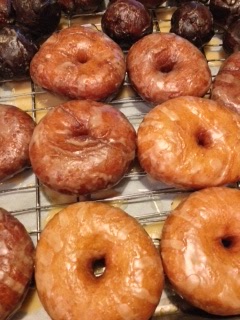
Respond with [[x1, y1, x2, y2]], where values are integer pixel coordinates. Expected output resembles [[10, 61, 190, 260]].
[[0, 2, 227, 244]]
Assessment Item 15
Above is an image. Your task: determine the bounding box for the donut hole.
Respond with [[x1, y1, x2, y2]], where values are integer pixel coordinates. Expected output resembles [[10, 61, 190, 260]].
[[159, 61, 175, 73], [77, 52, 89, 64], [195, 129, 212, 148], [221, 236, 237, 249], [91, 257, 106, 277]]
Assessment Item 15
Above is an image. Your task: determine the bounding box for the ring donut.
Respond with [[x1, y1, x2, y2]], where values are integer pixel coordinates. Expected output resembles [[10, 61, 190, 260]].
[[211, 51, 240, 114], [161, 187, 240, 316], [137, 96, 240, 189], [0, 104, 35, 181], [35, 202, 164, 320], [127, 33, 211, 104], [0, 208, 35, 319], [29, 100, 136, 195], [30, 25, 126, 101]]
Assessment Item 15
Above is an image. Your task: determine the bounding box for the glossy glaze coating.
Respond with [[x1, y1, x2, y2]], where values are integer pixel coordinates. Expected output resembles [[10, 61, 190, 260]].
[[30, 25, 126, 101], [29, 100, 136, 195], [109, 0, 166, 9], [211, 51, 240, 114], [137, 96, 240, 189], [0, 26, 38, 81], [35, 202, 164, 320], [170, 1, 214, 48], [161, 187, 240, 316], [126, 33, 211, 104], [12, 0, 61, 38], [0, 104, 35, 181], [0, 208, 35, 319], [223, 19, 240, 53], [0, 0, 13, 27], [59, 0, 104, 14], [101, 0, 153, 50], [209, 0, 240, 27]]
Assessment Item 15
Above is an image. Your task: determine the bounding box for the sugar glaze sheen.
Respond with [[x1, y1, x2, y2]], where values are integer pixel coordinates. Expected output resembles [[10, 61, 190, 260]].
[[161, 187, 240, 316], [137, 96, 240, 189], [35, 202, 164, 320], [29, 100, 136, 195]]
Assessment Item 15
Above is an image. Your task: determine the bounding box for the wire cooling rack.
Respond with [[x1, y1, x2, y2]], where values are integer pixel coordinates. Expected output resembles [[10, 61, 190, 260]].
[[0, 2, 236, 318]]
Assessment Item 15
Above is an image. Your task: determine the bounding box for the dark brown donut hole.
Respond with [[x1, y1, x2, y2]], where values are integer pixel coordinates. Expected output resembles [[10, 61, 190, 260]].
[[59, 0, 104, 15], [170, 1, 214, 48], [101, 0, 153, 50], [223, 19, 240, 54], [11, 0, 61, 38], [0, 26, 38, 81], [0, 0, 14, 27], [109, 0, 166, 9], [209, 0, 240, 28]]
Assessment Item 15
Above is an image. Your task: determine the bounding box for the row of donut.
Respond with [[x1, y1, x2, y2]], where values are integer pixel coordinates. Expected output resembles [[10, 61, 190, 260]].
[[102, 0, 240, 52], [1, 26, 240, 189], [2, 186, 240, 319], [29, 25, 239, 108], [1, 0, 240, 82], [2, 92, 240, 194]]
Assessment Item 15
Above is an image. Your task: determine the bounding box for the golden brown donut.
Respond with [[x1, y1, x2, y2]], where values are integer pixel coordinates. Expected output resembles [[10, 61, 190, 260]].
[[30, 25, 126, 101], [211, 51, 240, 114], [161, 187, 240, 316], [29, 100, 136, 195], [0, 208, 35, 319], [0, 104, 35, 181], [126, 33, 211, 104], [35, 201, 164, 320], [137, 96, 240, 189]]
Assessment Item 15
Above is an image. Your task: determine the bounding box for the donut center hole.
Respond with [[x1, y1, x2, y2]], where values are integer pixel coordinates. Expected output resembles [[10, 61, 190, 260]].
[[195, 129, 212, 148], [160, 61, 174, 73], [221, 236, 235, 249], [91, 257, 106, 277], [77, 52, 89, 64]]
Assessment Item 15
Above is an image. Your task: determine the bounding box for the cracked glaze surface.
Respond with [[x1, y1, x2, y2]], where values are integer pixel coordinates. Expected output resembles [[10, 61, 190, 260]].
[[212, 51, 240, 114], [35, 202, 164, 320], [30, 25, 126, 101], [0, 104, 35, 181], [126, 33, 211, 104], [161, 187, 240, 316], [0, 208, 35, 320], [137, 96, 240, 189], [29, 100, 136, 195]]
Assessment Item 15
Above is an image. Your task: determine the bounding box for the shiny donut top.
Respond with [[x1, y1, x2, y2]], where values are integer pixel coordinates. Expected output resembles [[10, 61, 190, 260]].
[[30, 25, 126, 101]]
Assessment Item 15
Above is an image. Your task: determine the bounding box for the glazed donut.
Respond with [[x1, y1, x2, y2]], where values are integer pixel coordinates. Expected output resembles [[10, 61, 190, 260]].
[[35, 201, 164, 320], [30, 25, 126, 101], [137, 96, 240, 189], [0, 104, 35, 181], [126, 33, 211, 104], [0, 207, 35, 319], [211, 51, 240, 114], [29, 100, 136, 195], [161, 187, 240, 316]]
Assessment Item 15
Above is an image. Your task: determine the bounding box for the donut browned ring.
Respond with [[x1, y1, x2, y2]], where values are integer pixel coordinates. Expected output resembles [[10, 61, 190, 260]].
[[30, 25, 126, 101], [127, 33, 212, 104], [29, 100, 136, 195]]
